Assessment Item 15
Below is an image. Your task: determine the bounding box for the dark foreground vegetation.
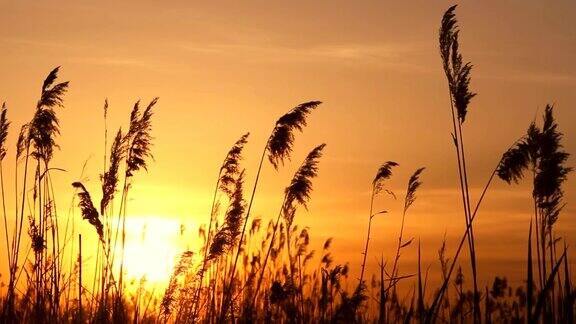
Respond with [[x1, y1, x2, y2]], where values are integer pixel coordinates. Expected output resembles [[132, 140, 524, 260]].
[[0, 5, 574, 323]]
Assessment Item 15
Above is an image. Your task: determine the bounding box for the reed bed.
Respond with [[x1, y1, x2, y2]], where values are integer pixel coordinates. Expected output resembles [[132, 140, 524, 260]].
[[0, 4, 575, 324]]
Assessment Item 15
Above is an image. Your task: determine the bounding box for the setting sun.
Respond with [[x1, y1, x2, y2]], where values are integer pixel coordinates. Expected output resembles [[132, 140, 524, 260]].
[[114, 217, 196, 286]]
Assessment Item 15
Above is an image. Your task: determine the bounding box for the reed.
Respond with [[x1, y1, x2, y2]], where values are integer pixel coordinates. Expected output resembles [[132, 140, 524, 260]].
[[439, 5, 481, 322], [388, 168, 425, 297], [359, 161, 398, 288], [253, 144, 326, 316], [220, 101, 321, 321], [497, 105, 572, 318]]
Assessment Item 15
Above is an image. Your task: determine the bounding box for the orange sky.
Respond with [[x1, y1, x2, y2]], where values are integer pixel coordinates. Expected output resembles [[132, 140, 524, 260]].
[[0, 0, 575, 294]]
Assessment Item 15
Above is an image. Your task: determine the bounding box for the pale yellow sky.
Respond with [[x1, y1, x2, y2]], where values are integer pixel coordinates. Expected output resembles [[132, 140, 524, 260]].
[[0, 0, 575, 292]]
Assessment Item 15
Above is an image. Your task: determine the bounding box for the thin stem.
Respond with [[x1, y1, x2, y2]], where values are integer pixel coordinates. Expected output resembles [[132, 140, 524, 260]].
[[78, 234, 83, 322], [388, 202, 408, 296], [533, 190, 544, 290], [16, 143, 30, 261], [447, 85, 479, 323], [1, 163, 11, 269], [359, 187, 376, 285], [457, 122, 480, 323]]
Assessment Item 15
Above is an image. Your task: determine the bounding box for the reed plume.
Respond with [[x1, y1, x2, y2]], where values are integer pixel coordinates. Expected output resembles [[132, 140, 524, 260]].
[[282, 143, 326, 221], [268, 101, 322, 169], [440, 5, 476, 123], [209, 170, 246, 259], [125, 98, 157, 177], [0, 103, 9, 161], [497, 140, 529, 184], [404, 167, 425, 214], [534, 106, 571, 214], [219, 133, 249, 197], [72, 182, 104, 242], [29, 66, 69, 162], [497, 106, 571, 225], [373, 161, 399, 190], [100, 129, 125, 214], [16, 124, 29, 161]]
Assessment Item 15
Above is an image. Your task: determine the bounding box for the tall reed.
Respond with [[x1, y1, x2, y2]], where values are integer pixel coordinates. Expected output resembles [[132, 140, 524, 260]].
[[253, 144, 326, 313], [497, 105, 572, 318], [221, 101, 321, 320], [439, 5, 480, 322], [359, 161, 398, 287]]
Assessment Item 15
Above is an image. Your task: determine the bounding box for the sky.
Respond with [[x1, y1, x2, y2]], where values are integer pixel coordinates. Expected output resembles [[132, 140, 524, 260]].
[[0, 0, 575, 295]]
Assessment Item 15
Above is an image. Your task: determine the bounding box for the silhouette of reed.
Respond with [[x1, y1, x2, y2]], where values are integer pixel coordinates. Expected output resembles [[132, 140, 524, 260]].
[[439, 5, 481, 322], [359, 161, 398, 288]]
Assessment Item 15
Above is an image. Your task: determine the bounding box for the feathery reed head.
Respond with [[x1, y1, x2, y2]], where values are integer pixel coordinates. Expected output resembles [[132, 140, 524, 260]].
[[29, 67, 69, 162], [267, 101, 321, 169], [497, 105, 571, 228], [219, 132, 249, 197], [0, 103, 9, 161], [29, 103, 60, 162], [497, 144, 529, 184], [283, 144, 326, 223], [439, 5, 458, 69], [104, 98, 109, 119], [533, 105, 571, 227], [498, 122, 541, 185], [404, 167, 425, 213], [373, 161, 398, 192], [37, 66, 69, 110], [72, 182, 104, 242], [125, 97, 157, 177], [439, 5, 475, 123], [534, 105, 571, 200], [209, 170, 246, 259], [452, 61, 475, 123], [523, 122, 541, 163], [16, 124, 29, 160], [101, 128, 125, 214]]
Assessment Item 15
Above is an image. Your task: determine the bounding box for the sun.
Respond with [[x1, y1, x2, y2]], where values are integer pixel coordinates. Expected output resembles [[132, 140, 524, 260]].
[[117, 216, 200, 289]]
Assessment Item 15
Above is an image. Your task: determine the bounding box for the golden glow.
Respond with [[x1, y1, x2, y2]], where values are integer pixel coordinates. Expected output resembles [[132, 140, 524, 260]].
[[117, 217, 196, 286], [0, 1, 575, 292]]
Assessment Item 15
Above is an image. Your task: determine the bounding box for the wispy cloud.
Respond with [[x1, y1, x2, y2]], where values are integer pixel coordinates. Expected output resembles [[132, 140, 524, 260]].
[[178, 41, 429, 71], [72, 57, 169, 72], [477, 70, 576, 85]]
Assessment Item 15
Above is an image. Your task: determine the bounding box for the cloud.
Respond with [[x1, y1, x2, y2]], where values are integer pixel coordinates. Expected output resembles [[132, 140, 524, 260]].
[[478, 71, 576, 85], [73, 57, 167, 71], [178, 40, 429, 70]]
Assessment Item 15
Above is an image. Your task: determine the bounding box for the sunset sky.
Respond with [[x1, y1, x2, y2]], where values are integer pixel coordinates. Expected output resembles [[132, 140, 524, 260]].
[[0, 0, 575, 293]]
